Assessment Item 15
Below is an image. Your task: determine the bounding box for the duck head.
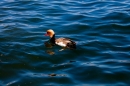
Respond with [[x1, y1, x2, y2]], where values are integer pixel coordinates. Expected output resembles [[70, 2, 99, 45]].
[[45, 29, 55, 38]]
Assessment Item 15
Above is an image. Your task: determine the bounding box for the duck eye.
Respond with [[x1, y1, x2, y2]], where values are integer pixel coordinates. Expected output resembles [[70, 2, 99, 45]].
[[47, 32, 50, 35]]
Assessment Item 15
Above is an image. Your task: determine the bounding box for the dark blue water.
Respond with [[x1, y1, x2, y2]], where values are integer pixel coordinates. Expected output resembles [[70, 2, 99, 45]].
[[0, 0, 130, 86]]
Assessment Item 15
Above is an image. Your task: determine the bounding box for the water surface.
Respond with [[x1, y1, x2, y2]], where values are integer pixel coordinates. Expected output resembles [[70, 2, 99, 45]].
[[0, 0, 130, 86]]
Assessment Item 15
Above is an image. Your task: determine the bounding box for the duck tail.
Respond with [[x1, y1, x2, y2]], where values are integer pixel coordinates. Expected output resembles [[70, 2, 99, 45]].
[[67, 41, 76, 49]]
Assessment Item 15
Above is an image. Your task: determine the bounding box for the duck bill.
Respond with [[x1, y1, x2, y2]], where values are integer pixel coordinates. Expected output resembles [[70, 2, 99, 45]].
[[45, 33, 49, 36]]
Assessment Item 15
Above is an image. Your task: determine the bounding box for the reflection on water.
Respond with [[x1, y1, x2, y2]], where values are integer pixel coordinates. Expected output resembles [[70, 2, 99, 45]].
[[44, 41, 53, 48], [46, 50, 55, 55], [44, 41, 55, 55]]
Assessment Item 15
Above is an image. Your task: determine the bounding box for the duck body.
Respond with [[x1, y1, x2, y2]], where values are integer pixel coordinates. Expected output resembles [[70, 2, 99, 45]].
[[55, 38, 76, 49], [45, 29, 76, 49]]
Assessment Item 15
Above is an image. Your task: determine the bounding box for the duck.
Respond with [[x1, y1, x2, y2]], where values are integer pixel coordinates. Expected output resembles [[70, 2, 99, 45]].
[[45, 29, 76, 51]]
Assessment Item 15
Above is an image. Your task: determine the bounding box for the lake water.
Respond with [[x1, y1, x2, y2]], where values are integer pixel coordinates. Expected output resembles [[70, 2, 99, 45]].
[[0, 0, 130, 86]]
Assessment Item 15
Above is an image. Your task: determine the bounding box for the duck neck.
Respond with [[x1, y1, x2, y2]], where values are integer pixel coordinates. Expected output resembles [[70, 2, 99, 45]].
[[50, 34, 55, 44]]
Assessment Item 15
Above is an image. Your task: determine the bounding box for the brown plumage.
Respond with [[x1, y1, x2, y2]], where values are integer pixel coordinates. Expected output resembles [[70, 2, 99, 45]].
[[45, 29, 76, 49]]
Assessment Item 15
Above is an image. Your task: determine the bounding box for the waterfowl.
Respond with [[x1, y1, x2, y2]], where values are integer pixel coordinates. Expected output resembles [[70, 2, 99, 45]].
[[45, 29, 76, 50]]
